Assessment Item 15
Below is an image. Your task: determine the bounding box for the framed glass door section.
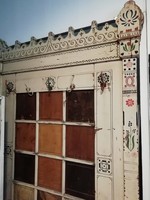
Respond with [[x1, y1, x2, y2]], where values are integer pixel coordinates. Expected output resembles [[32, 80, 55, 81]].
[[13, 61, 123, 200], [14, 89, 95, 200]]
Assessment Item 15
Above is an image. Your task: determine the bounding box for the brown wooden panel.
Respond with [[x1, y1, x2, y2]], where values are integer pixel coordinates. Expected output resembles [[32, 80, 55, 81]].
[[39, 92, 63, 121], [14, 184, 34, 200], [16, 93, 36, 120], [66, 161, 95, 200], [66, 125, 94, 161], [39, 124, 62, 156], [14, 153, 35, 184], [38, 157, 62, 192], [15, 123, 35, 152], [38, 190, 61, 200], [66, 90, 94, 122]]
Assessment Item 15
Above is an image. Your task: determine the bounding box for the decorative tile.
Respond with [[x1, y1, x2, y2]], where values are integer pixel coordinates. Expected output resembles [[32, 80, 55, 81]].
[[124, 121, 137, 152], [123, 58, 137, 93], [97, 158, 112, 175], [126, 99, 134, 107]]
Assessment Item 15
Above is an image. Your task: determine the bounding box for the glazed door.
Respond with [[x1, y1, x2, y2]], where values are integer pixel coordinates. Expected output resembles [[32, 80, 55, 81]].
[[7, 62, 123, 200]]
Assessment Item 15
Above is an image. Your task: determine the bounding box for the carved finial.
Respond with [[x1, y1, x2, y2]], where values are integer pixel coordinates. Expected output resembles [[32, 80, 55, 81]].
[[15, 40, 21, 49], [116, 1, 143, 58], [116, 0, 144, 39], [0, 39, 8, 51], [48, 32, 54, 40], [30, 36, 37, 46], [68, 26, 74, 38], [91, 20, 97, 28]]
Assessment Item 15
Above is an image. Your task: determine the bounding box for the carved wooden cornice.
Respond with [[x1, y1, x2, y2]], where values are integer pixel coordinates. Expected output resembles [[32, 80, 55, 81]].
[[0, 1, 144, 62], [1, 21, 118, 61]]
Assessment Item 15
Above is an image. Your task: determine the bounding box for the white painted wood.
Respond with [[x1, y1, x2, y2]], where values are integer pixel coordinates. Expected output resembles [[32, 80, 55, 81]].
[[97, 176, 112, 200], [140, 1, 150, 199], [0, 96, 5, 200], [95, 61, 123, 200]]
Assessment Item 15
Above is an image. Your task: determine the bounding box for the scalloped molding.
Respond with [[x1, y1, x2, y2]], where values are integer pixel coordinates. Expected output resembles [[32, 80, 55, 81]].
[[1, 21, 118, 61]]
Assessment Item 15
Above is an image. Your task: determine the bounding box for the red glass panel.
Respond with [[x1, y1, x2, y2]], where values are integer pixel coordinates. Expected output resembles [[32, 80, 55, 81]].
[[14, 153, 35, 184], [66, 90, 94, 122], [66, 125, 94, 161], [39, 92, 63, 121], [15, 123, 35, 152], [66, 161, 95, 200], [39, 124, 62, 156], [16, 93, 36, 120], [38, 157, 62, 192]]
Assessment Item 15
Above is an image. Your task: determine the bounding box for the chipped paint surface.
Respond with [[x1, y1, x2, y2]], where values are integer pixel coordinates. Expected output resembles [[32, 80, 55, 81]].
[[1, 1, 144, 200]]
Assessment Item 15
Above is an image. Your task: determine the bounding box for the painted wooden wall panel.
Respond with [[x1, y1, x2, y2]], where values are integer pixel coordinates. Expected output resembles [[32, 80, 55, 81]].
[[16, 93, 36, 120], [65, 161, 95, 200], [66, 125, 94, 161], [39, 92, 63, 121], [15, 123, 35, 152], [14, 184, 34, 200], [38, 190, 61, 200], [14, 153, 35, 184], [66, 90, 94, 123], [39, 124, 62, 156], [38, 157, 62, 192]]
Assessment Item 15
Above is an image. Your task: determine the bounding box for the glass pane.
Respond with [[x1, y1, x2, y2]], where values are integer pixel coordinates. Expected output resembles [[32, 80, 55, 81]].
[[14, 184, 34, 200], [15, 123, 35, 152], [65, 161, 95, 200], [66, 90, 94, 122], [14, 153, 35, 184], [38, 190, 61, 200], [38, 157, 62, 192], [39, 124, 62, 156], [16, 93, 36, 120], [39, 92, 63, 121], [66, 125, 94, 161]]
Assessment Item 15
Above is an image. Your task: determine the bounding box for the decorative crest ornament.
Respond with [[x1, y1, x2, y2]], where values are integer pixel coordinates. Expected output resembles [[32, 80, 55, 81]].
[[97, 72, 110, 93], [5, 81, 16, 95], [115, 1, 144, 58], [45, 77, 55, 91], [116, 0, 144, 39]]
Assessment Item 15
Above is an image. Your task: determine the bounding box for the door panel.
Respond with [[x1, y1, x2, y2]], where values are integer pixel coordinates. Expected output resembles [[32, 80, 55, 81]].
[[66, 125, 94, 161], [15, 123, 36, 152], [4, 61, 123, 200], [39, 92, 63, 121], [14, 184, 34, 200], [38, 157, 62, 192], [39, 124, 62, 156]]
